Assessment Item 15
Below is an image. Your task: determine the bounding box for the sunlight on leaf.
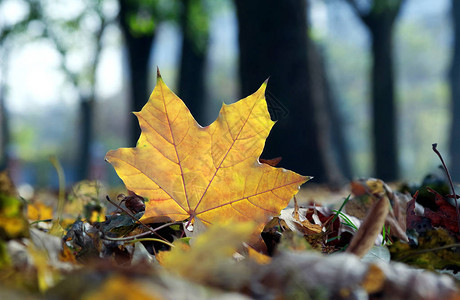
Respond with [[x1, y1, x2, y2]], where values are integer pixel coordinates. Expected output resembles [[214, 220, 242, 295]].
[[106, 71, 309, 244]]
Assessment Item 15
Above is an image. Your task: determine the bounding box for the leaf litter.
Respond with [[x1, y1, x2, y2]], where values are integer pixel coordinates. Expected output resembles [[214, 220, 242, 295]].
[[1, 74, 460, 299]]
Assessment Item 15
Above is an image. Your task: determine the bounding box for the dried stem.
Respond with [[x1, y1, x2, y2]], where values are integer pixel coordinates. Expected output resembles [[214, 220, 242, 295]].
[[101, 221, 182, 242], [103, 234, 175, 248], [432, 143, 460, 233], [105, 195, 176, 243], [397, 243, 460, 261]]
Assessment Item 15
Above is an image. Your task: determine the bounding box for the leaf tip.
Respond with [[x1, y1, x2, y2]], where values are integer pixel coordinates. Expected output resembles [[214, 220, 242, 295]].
[[301, 175, 313, 185], [104, 151, 113, 163], [261, 79, 269, 92], [156, 67, 162, 80]]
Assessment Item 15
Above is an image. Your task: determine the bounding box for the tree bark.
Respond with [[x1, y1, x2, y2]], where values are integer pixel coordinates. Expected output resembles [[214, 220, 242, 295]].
[[310, 42, 353, 182], [308, 40, 349, 185], [0, 49, 7, 170], [177, 0, 209, 126], [77, 97, 94, 181], [369, 20, 398, 181], [0, 91, 8, 171], [235, 0, 328, 182], [345, 0, 404, 181], [118, 0, 156, 147], [449, 0, 460, 182]]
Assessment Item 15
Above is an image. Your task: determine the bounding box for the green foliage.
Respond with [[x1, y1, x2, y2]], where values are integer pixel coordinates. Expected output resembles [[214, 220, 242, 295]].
[[371, 0, 404, 15], [184, 0, 209, 53], [124, 0, 179, 36]]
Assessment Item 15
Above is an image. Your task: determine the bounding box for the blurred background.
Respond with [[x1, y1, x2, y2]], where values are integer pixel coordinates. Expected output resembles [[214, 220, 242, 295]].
[[0, 0, 458, 191]]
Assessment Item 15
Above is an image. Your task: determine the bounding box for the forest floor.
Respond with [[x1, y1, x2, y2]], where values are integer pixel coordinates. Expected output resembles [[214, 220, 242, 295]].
[[0, 171, 460, 300]]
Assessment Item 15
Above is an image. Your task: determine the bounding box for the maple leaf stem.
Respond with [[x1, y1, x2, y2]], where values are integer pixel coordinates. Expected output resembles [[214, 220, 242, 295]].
[[105, 195, 172, 242], [432, 143, 460, 233], [180, 217, 195, 238]]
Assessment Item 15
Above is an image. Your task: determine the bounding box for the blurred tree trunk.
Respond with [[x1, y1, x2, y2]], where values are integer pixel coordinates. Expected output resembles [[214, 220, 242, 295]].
[[41, 2, 107, 181], [118, 0, 156, 147], [76, 14, 105, 182], [310, 42, 353, 181], [77, 97, 94, 181], [346, 0, 405, 181], [449, 0, 460, 182], [235, 0, 333, 182], [0, 84, 7, 171], [177, 0, 209, 126], [0, 2, 40, 171], [0, 48, 7, 171]]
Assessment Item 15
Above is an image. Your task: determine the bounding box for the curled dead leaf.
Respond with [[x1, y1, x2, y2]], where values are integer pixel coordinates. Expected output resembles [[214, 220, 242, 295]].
[[346, 196, 389, 258]]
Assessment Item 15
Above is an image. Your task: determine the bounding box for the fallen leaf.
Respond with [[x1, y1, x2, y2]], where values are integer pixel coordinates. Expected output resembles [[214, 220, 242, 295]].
[[360, 264, 385, 294], [0, 171, 17, 197], [347, 178, 385, 219], [27, 202, 53, 222], [425, 188, 460, 239], [390, 228, 460, 272], [407, 189, 460, 241], [346, 196, 389, 258], [247, 245, 271, 264], [278, 208, 322, 235], [361, 245, 391, 264], [82, 275, 163, 300], [259, 157, 282, 167], [348, 178, 409, 243], [157, 222, 254, 286], [105, 71, 308, 243], [257, 251, 458, 300], [0, 172, 28, 240], [293, 198, 322, 234]]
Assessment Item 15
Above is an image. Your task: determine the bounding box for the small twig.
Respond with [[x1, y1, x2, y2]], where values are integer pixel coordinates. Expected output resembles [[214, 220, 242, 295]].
[[102, 230, 153, 241], [125, 238, 175, 247], [29, 219, 53, 225], [397, 243, 460, 261], [432, 143, 460, 233], [105, 195, 175, 243], [101, 220, 182, 242], [103, 235, 175, 248], [50, 156, 66, 219]]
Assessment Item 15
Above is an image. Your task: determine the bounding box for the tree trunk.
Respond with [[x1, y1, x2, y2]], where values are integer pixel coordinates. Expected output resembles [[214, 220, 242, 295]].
[[368, 18, 399, 181], [0, 49, 9, 171], [449, 0, 460, 182], [77, 97, 94, 181], [310, 42, 353, 181], [0, 93, 7, 171], [345, 0, 403, 181], [118, 0, 156, 147], [177, 0, 208, 126], [308, 40, 349, 185], [235, 0, 328, 182]]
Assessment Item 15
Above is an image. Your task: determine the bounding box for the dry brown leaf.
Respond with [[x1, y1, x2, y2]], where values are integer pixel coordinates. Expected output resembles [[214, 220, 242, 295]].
[[346, 196, 389, 258]]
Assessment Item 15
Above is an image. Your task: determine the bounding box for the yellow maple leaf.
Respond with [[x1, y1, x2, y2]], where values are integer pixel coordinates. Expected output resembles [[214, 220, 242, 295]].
[[105, 71, 309, 236]]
